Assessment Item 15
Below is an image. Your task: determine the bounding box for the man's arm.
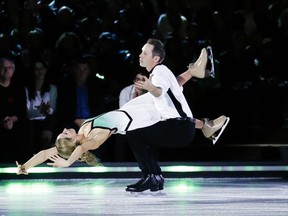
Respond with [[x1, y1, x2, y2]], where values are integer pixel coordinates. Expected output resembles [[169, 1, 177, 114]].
[[135, 68, 194, 96]]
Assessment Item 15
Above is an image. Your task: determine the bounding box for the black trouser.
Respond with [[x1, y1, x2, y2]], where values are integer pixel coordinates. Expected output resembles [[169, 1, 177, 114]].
[[126, 118, 195, 175]]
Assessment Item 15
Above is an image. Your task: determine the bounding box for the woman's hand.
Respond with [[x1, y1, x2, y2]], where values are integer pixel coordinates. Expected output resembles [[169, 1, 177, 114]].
[[16, 161, 28, 175], [35, 101, 52, 115], [47, 155, 70, 168]]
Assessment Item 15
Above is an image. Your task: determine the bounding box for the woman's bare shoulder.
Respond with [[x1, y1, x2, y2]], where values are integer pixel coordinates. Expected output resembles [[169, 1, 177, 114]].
[[78, 121, 92, 135]]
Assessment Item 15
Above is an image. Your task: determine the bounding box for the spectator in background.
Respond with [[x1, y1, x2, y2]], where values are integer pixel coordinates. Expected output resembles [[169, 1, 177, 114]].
[[156, 0, 188, 43], [19, 28, 54, 82], [0, 57, 30, 163], [25, 59, 57, 153], [53, 6, 80, 43], [0, 33, 20, 60], [119, 68, 149, 107], [51, 31, 83, 82], [94, 31, 133, 111], [56, 56, 106, 133]]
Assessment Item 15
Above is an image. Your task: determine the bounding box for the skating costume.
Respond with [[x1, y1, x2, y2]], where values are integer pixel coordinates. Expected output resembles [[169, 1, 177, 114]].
[[83, 111, 132, 134], [83, 93, 161, 134], [150, 64, 193, 119]]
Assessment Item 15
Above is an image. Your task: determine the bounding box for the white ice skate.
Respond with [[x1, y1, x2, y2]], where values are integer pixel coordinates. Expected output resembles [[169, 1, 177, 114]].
[[201, 115, 230, 145], [188, 46, 215, 78]]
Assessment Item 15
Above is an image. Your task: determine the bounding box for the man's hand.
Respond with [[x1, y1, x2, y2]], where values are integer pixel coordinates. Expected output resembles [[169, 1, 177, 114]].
[[134, 75, 153, 91], [134, 75, 161, 97], [47, 154, 70, 168]]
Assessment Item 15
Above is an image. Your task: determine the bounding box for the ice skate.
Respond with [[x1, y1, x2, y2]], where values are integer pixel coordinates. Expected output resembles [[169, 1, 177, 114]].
[[201, 115, 230, 144], [188, 46, 215, 78]]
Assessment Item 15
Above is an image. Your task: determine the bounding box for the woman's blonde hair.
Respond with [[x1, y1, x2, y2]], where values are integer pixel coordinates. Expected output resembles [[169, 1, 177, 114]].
[[55, 137, 101, 166]]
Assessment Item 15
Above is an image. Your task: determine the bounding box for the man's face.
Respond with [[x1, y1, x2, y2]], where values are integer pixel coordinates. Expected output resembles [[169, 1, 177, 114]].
[[139, 43, 157, 71], [75, 63, 90, 84], [0, 60, 15, 80]]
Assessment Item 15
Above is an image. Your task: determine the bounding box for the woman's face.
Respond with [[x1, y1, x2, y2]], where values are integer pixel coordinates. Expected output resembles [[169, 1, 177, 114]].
[[57, 128, 77, 140], [34, 62, 47, 79]]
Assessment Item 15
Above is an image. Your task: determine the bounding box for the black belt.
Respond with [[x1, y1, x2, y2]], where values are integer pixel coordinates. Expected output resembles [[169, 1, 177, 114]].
[[168, 117, 195, 123]]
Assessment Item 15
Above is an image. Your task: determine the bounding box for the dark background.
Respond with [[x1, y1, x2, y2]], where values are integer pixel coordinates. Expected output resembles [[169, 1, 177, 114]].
[[1, 0, 288, 163]]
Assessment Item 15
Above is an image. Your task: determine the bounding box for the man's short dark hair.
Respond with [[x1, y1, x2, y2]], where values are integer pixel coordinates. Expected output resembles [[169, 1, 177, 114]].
[[147, 38, 165, 63]]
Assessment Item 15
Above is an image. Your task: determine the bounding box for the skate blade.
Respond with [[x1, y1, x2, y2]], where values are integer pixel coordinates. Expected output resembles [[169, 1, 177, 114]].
[[126, 190, 166, 197], [212, 117, 230, 145], [206, 46, 215, 78]]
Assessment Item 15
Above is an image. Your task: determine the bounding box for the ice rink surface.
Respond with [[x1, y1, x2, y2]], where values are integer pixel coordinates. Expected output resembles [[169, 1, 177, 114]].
[[1, 177, 288, 216]]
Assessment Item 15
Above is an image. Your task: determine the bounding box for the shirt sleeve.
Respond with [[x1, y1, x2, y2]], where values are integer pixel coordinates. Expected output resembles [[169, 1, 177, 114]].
[[151, 66, 170, 97]]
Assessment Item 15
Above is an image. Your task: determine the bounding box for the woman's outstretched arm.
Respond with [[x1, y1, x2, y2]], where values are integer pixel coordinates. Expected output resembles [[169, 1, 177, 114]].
[[16, 147, 58, 175]]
